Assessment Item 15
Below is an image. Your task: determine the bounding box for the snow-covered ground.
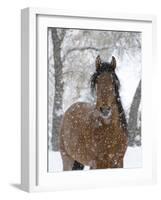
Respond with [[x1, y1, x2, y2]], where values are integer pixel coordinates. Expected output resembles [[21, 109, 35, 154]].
[[48, 146, 142, 172], [124, 146, 142, 168]]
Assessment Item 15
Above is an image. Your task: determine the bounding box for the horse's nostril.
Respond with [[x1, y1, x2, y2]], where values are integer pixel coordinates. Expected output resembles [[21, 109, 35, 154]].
[[100, 107, 111, 117]]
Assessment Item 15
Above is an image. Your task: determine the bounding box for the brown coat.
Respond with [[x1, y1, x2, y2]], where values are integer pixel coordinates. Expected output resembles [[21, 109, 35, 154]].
[[59, 56, 128, 170]]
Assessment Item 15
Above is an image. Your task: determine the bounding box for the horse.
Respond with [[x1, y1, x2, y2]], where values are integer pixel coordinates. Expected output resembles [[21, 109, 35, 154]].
[[59, 55, 128, 170]]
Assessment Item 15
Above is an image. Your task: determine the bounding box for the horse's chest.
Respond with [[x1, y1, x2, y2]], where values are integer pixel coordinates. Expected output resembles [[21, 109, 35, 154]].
[[92, 124, 118, 143], [88, 115, 123, 145]]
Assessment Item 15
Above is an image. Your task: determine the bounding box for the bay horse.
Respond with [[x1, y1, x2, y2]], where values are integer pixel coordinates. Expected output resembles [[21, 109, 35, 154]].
[[59, 55, 128, 170]]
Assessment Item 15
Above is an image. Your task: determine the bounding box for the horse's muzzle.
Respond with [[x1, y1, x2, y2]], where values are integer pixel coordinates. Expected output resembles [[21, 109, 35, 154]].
[[100, 107, 112, 118]]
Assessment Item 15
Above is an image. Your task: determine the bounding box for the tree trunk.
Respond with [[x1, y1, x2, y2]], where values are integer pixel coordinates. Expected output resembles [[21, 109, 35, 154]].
[[128, 80, 141, 146], [51, 28, 65, 151]]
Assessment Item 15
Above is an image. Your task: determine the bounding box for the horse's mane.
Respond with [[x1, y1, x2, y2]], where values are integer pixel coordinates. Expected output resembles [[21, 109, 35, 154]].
[[90, 62, 128, 133]]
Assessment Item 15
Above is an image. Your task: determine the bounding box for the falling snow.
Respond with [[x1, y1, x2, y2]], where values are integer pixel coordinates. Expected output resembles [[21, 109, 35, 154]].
[[48, 28, 142, 172]]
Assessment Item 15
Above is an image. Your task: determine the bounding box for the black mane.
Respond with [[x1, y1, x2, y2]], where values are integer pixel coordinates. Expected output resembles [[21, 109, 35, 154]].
[[90, 62, 128, 133]]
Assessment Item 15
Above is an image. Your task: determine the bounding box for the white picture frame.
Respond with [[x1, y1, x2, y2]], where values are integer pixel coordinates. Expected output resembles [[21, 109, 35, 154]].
[[21, 7, 157, 192]]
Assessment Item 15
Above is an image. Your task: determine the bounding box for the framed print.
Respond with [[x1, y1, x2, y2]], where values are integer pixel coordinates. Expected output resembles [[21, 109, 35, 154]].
[[21, 7, 157, 192]]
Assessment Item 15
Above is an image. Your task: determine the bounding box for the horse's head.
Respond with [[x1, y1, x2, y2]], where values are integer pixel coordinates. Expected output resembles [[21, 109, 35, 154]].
[[91, 55, 120, 117]]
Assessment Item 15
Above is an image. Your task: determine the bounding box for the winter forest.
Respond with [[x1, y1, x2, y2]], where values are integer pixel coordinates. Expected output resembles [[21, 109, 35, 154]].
[[48, 27, 142, 172]]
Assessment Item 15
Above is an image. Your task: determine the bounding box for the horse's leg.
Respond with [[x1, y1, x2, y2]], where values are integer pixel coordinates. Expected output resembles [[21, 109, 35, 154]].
[[72, 160, 84, 170], [59, 132, 75, 171], [111, 159, 124, 168], [61, 152, 75, 171], [117, 160, 123, 168], [59, 124, 84, 170], [61, 153, 84, 170]]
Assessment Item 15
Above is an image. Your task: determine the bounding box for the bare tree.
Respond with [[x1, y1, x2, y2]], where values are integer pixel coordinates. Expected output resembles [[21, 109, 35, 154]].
[[127, 80, 141, 146], [51, 28, 66, 151]]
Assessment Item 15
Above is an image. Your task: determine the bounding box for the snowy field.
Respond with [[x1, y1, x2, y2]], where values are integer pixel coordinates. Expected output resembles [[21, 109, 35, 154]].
[[48, 147, 142, 172]]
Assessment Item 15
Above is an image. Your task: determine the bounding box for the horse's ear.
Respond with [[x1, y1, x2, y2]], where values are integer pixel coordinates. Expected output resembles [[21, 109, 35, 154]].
[[111, 56, 116, 70], [96, 55, 102, 70]]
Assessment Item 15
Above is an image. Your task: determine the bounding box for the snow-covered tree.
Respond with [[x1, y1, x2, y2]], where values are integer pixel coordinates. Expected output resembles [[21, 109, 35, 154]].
[[50, 28, 66, 150]]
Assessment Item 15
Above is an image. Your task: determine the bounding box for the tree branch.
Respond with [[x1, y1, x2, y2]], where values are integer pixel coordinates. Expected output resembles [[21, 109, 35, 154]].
[[62, 46, 111, 63], [59, 29, 66, 42]]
